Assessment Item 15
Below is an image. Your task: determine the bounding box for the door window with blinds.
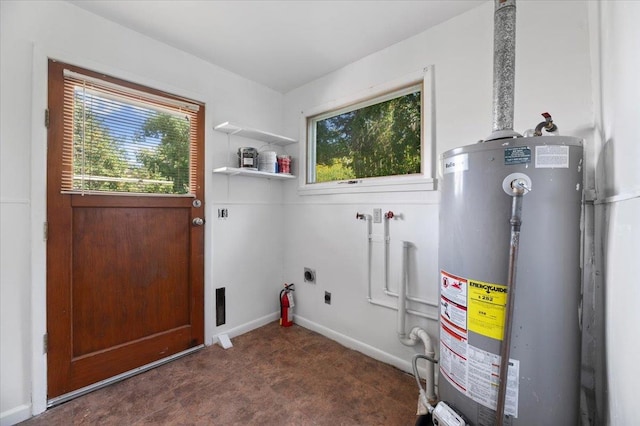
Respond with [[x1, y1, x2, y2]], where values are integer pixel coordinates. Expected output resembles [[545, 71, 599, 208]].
[[61, 68, 201, 195]]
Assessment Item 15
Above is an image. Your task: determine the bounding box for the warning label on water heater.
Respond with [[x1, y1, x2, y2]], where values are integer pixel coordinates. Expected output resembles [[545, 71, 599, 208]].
[[440, 271, 468, 307], [439, 270, 519, 418], [535, 145, 569, 168], [440, 341, 520, 418], [467, 346, 519, 418]]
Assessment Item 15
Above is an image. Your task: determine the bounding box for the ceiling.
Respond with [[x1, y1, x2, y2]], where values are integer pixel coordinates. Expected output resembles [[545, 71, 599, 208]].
[[68, 0, 486, 93]]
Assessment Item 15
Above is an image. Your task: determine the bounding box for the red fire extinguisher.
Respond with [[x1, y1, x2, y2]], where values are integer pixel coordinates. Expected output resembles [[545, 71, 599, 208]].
[[280, 283, 295, 327]]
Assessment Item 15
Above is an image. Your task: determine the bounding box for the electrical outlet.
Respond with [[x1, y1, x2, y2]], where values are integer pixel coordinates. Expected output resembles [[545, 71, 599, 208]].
[[217, 208, 228, 219], [373, 208, 382, 223], [324, 291, 331, 305]]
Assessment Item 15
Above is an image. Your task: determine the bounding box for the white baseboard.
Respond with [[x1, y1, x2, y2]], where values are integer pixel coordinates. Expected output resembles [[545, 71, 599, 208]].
[[211, 313, 419, 377], [210, 311, 279, 346], [1, 403, 31, 426], [294, 316, 440, 396], [293, 315, 415, 375]]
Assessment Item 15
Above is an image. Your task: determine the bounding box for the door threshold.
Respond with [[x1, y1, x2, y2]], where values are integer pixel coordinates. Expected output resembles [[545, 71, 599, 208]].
[[47, 345, 204, 408]]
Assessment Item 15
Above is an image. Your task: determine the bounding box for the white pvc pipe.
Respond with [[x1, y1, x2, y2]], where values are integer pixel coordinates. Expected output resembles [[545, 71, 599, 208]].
[[397, 241, 411, 339], [359, 214, 437, 403], [367, 298, 439, 322], [357, 213, 377, 305], [407, 308, 438, 322], [383, 215, 439, 309], [396, 240, 437, 405], [384, 215, 390, 293], [399, 328, 437, 403], [385, 289, 440, 308], [365, 214, 373, 300], [413, 328, 437, 403], [362, 213, 411, 311]]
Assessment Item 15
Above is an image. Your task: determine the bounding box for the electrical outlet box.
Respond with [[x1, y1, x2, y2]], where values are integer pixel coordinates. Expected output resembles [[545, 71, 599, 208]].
[[304, 267, 316, 284], [373, 208, 382, 223], [324, 291, 331, 305]]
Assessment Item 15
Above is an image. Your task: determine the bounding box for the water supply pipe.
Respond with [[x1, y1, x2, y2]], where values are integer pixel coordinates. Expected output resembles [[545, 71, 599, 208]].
[[357, 212, 439, 320], [382, 212, 439, 309], [404, 328, 437, 406], [384, 211, 391, 295], [496, 179, 527, 425], [356, 213, 373, 301], [533, 112, 558, 136], [413, 353, 439, 412]]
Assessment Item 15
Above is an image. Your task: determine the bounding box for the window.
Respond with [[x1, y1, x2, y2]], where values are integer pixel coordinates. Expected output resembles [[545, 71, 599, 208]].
[[306, 82, 424, 185], [60, 67, 202, 195]]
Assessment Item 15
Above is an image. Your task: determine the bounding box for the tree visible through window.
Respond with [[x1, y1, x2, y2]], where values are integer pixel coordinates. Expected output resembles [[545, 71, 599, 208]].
[[309, 85, 421, 183], [63, 69, 200, 195]]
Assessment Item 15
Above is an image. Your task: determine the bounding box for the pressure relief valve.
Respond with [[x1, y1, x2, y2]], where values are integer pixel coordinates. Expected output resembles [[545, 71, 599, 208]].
[[511, 178, 531, 194], [502, 173, 532, 197], [533, 112, 558, 136]]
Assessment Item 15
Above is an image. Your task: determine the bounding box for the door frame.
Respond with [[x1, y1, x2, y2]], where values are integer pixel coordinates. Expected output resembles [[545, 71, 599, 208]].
[[29, 44, 212, 416]]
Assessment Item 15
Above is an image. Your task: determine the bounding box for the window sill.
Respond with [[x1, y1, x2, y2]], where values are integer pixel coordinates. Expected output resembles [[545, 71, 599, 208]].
[[297, 176, 437, 196]]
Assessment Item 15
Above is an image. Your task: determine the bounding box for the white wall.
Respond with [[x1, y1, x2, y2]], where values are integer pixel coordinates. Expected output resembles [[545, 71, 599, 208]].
[[593, 1, 640, 425], [0, 1, 288, 423], [282, 0, 594, 395], [3, 0, 635, 424]]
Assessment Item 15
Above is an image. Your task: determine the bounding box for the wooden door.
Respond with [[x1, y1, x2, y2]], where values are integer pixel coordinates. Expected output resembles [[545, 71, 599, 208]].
[[46, 60, 205, 399]]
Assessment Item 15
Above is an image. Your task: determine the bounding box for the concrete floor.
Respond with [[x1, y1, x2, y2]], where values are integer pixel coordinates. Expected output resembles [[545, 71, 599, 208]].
[[22, 321, 420, 425]]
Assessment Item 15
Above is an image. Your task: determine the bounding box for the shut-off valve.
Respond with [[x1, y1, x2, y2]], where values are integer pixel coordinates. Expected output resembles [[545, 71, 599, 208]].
[[533, 112, 558, 136]]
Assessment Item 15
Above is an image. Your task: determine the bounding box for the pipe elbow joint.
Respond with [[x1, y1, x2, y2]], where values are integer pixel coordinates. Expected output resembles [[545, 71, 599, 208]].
[[408, 327, 421, 341], [410, 327, 434, 352], [533, 112, 558, 136]]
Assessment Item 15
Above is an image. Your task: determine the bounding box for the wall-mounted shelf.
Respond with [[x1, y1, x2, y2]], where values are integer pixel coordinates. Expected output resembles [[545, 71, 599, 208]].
[[213, 167, 295, 180], [213, 122, 297, 146]]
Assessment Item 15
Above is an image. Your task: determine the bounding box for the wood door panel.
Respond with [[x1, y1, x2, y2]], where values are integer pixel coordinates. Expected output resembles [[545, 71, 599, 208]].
[[68, 326, 195, 395], [47, 59, 205, 399], [67, 326, 194, 394], [71, 206, 191, 356]]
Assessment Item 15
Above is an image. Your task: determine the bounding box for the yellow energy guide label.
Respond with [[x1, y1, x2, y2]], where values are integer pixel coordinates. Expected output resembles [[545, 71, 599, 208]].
[[467, 280, 508, 340]]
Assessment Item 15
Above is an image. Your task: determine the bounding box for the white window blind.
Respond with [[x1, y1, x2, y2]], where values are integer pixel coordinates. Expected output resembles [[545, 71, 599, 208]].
[[62, 69, 201, 195]]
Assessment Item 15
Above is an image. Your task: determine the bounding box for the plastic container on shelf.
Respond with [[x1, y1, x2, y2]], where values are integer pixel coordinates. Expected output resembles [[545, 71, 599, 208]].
[[258, 151, 277, 173], [238, 147, 258, 169], [277, 155, 291, 174]]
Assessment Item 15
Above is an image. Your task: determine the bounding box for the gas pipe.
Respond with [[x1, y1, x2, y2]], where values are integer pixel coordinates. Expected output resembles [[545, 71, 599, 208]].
[[279, 283, 295, 327]]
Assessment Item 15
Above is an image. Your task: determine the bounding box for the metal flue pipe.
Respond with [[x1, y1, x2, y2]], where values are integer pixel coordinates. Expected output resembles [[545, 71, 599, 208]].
[[486, 0, 521, 141]]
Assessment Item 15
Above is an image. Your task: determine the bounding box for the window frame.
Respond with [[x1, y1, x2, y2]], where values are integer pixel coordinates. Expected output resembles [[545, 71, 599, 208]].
[[299, 67, 436, 195]]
